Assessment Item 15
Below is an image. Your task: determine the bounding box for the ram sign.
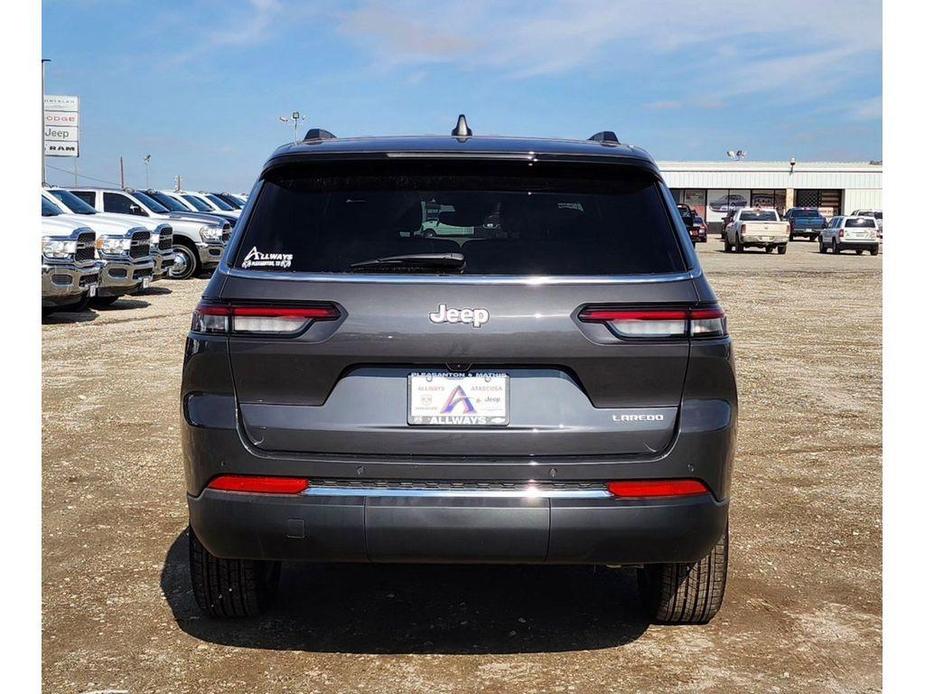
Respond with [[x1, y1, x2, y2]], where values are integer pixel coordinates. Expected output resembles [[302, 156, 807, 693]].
[[43, 95, 79, 157]]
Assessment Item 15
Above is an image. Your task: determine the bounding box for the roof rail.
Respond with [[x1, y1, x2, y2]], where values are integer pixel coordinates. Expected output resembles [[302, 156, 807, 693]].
[[452, 114, 472, 137], [589, 130, 620, 145], [303, 128, 336, 142]]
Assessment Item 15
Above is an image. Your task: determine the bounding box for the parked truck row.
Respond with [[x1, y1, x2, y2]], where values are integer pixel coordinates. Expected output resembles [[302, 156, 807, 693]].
[[41, 186, 241, 315]]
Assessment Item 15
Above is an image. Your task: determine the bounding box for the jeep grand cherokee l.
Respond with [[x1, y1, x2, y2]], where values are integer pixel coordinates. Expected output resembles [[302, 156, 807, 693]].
[[182, 120, 737, 624]]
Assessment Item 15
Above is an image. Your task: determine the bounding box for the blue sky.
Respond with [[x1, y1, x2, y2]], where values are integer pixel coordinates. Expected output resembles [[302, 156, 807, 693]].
[[42, 0, 882, 192]]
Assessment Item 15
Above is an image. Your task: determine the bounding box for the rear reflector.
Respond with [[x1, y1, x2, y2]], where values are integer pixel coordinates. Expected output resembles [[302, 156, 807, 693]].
[[207, 475, 310, 494], [578, 307, 727, 339], [606, 479, 710, 498], [191, 303, 340, 335]]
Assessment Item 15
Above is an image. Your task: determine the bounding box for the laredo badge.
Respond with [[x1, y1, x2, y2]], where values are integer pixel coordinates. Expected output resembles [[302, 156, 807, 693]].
[[241, 247, 293, 269]]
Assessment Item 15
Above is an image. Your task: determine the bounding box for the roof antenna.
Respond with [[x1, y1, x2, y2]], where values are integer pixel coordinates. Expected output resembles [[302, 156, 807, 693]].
[[452, 114, 472, 137]]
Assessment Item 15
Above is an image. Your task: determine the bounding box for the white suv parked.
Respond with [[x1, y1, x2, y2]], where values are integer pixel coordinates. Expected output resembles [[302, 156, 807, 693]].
[[819, 216, 880, 255]]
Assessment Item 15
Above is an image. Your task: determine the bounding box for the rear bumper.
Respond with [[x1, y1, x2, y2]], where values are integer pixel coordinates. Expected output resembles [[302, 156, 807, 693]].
[[741, 235, 787, 245], [837, 238, 879, 248], [790, 227, 823, 237], [188, 486, 728, 565]]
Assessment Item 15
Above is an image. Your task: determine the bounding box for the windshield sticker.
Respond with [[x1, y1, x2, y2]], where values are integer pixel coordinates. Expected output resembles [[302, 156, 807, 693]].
[[241, 247, 293, 269]]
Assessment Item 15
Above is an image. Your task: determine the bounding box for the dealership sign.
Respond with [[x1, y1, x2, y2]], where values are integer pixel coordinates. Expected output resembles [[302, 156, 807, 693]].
[[43, 95, 79, 157]]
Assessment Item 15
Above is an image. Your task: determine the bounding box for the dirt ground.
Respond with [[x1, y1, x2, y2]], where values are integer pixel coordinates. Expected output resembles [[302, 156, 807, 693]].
[[42, 238, 882, 693]]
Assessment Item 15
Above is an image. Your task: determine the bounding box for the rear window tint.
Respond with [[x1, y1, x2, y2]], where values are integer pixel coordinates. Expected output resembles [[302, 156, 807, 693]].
[[846, 217, 875, 227], [739, 211, 777, 221], [232, 164, 686, 276]]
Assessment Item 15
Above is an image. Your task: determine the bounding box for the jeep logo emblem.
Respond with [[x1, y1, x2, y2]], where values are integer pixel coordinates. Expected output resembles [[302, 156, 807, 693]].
[[429, 303, 490, 328]]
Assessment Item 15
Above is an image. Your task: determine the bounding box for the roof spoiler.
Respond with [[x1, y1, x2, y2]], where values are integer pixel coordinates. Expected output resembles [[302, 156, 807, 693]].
[[303, 128, 336, 142], [589, 130, 620, 145]]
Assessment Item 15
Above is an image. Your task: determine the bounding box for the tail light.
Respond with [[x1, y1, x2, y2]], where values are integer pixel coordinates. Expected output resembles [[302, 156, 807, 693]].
[[207, 475, 310, 494], [191, 302, 340, 335], [578, 306, 727, 339], [606, 479, 710, 498], [838, 229, 845, 238]]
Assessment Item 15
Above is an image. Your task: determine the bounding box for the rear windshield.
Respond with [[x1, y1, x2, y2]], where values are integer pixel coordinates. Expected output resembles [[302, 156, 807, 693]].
[[791, 209, 822, 217], [232, 164, 686, 276], [846, 217, 875, 227], [739, 211, 777, 221]]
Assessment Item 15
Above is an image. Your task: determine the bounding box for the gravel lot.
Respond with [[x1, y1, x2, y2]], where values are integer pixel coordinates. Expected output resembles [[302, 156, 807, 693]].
[[42, 238, 882, 693]]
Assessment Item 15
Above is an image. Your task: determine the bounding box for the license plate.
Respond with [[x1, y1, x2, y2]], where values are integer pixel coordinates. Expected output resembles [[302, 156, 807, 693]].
[[142, 277, 151, 288], [408, 372, 509, 426], [88, 284, 97, 297]]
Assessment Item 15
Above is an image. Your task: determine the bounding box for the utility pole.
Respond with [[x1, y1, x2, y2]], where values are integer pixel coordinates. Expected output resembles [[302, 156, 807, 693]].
[[144, 154, 151, 188], [119, 156, 125, 189], [41, 58, 50, 185], [174, 175, 182, 192]]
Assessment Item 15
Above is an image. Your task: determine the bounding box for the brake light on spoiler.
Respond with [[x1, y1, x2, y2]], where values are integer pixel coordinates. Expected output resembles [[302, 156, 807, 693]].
[[578, 307, 727, 339], [191, 302, 340, 335]]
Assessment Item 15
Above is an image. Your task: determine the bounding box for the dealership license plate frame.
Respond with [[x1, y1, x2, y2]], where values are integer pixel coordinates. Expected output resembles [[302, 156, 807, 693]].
[[407, 371, 510, 426]]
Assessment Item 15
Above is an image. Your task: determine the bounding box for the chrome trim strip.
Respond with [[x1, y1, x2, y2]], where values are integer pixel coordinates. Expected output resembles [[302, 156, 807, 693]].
[[303, 486, 611, 499], [223, 267, 701, 285]]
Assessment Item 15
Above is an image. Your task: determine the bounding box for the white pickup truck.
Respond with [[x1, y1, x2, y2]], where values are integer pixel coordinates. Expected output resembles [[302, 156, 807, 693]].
[[723, 208, 790, 254]]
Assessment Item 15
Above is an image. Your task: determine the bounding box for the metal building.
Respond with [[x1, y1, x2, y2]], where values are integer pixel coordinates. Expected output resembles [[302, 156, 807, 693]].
[[659, 160, 882, 231]]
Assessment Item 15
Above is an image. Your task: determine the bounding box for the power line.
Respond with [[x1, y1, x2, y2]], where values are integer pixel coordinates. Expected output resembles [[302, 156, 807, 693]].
[[46, 163, 122, 187]]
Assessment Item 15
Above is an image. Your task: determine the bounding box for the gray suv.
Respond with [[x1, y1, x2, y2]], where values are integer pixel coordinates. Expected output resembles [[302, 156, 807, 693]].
[[182, 120, 737, 624]]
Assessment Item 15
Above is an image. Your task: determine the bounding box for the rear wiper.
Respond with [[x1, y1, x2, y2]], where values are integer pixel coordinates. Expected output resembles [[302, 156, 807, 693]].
[[349, 252, 465, 272]]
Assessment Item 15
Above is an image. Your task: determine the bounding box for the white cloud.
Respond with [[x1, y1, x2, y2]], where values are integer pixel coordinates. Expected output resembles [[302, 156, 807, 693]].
[[339, 0, 881, 105], [850, 96, 883, 121]]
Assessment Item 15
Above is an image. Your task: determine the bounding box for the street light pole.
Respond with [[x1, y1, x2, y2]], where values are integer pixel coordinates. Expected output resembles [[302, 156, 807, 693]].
[[41, 58, 50, 185], [144, 154, 151, 188], [279, 111, 305, 145]]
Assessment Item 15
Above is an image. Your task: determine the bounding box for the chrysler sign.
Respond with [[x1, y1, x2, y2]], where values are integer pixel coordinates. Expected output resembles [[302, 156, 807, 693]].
[[43, 95, 79, 157]]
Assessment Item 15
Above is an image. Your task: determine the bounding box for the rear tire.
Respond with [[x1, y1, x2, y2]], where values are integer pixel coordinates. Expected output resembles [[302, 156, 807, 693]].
[[764, 245, 774, 253], [638, 523, 728, 624], [833, 241, 841, 255], [723, 238, 732, 253], [855, 249, 862, 255], [734, 235, 743, 253], [777, 244, 787, 255], [871, 245, 879, 256], [188, 526, 280, 617]]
